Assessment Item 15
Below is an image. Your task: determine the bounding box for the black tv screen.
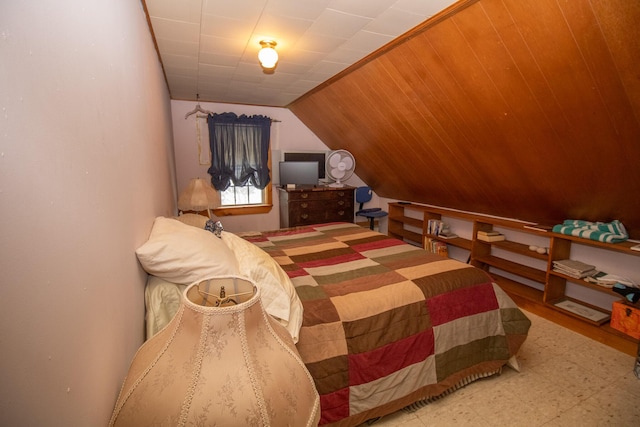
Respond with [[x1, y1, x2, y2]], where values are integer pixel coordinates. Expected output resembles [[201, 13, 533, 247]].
[[279, 161, 319, 186], [284, 152, 326, 179]]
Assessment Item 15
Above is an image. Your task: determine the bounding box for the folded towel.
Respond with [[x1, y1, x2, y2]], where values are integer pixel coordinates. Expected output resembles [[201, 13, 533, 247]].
[[552, 219, 628, 243]]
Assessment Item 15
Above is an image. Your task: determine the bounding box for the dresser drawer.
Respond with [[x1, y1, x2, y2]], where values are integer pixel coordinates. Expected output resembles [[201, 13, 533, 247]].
[[290, 198, 352, 212], [288, 189, 352, 202], [289, 204, 352, 225], [279, 187, 355, 228]]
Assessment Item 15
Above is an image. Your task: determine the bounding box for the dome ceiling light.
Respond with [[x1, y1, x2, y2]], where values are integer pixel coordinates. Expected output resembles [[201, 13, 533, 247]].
[[258, 40, 278, 73]]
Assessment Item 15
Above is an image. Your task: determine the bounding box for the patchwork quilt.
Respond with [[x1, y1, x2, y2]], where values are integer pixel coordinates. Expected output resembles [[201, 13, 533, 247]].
[[241, 222, 530, 426]]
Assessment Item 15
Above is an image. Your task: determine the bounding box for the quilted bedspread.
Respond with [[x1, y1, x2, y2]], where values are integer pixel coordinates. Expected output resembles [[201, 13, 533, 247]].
[[241, 222, 530, 426]]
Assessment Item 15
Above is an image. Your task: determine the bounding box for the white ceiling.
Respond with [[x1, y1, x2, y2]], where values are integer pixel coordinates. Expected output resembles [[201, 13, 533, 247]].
[[145, 0, 457, 107]]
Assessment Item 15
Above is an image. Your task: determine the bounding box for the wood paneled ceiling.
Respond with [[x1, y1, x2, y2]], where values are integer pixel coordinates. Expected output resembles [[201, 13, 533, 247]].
[[289, 0, 640, 238]]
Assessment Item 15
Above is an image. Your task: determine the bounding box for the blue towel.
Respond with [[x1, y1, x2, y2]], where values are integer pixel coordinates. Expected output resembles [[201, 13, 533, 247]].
[[552, 219, 628, 243]]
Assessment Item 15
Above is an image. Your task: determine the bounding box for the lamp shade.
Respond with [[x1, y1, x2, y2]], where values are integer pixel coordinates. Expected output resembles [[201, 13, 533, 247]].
[[110, 277, 320, 426], [177, 178, 217, 213]]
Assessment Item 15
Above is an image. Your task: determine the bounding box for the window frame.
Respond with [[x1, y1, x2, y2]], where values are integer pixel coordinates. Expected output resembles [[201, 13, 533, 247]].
[[211, 153, 273, 216]]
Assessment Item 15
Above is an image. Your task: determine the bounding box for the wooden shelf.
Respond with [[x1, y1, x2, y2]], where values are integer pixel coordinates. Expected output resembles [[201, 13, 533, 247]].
[[546, 297, 611, 326], [428, 234, 472, 251], [389, 215, 422, 229], [553, 234, 640, 256], [474, 255, 547, 283], [387, 202, 640, 356], [548, 270, 621, 298], [491, 239, 549, 261], [491, 273, 544, 303], [399, 229, 422, 245]]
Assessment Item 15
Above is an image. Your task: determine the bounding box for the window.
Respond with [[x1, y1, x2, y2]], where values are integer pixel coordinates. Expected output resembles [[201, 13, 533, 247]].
[[213, 181, 273, 216], [207, 113, 273, 216], [221, 182, 264, 206]]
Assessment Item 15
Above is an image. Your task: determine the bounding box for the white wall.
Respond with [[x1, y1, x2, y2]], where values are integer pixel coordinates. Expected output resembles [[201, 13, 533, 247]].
[[0, 2, 176, 425], [172, 100, 370, 232]]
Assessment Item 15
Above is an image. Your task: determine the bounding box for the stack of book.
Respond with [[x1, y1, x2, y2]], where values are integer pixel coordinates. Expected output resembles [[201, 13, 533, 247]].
[[424, 237, 449, 257], [427, 220, 458, 239], [476, 230, 505, 242], [552, 259, 597, 279], [427, 219, 445, 235]]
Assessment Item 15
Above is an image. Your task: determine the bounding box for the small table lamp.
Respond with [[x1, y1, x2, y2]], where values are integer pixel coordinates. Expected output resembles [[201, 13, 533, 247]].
[[110, 277, 320, 426], [178, 178, 217, 218]]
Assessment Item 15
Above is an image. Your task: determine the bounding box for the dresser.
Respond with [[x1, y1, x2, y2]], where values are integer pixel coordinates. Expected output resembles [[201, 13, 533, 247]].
[[279, 186, 355, 228]]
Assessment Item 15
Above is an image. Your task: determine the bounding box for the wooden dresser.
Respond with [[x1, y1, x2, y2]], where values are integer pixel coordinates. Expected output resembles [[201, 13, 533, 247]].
[[278, 186, 355, 228]]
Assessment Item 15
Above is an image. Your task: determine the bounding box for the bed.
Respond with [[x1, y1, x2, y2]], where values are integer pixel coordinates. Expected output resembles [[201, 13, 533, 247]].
[[137, 216, 531, 427]]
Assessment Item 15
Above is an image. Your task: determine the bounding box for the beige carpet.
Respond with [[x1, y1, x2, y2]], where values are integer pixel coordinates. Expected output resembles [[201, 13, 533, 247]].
[[372, 310, 640, 427]]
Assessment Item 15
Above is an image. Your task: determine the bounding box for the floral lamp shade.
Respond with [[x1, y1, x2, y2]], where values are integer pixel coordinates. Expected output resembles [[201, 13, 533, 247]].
[[109, 277, 320, 426], [177, 178, 217, 217]]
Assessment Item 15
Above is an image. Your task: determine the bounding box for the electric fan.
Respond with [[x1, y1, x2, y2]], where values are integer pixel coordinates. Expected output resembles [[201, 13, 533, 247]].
[[325, 150, 355, 187]]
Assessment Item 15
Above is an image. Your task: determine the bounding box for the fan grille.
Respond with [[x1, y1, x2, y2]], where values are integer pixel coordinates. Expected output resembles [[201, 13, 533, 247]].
[[326, 150, 355, 186]]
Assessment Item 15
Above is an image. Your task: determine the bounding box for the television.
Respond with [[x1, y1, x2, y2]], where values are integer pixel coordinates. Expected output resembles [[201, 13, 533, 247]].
[[283, 152, 326, 179], [279, 161, 319, 187]]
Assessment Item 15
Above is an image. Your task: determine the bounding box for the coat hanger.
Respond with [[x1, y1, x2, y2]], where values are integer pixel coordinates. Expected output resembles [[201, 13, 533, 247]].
[[184, 94, 212, 119]]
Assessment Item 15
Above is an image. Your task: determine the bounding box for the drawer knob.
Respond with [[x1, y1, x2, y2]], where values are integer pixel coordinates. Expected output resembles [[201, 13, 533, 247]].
[[337, 200, 345, 206], [301, 193, 309, 199], [338, 192, 345, 196], [301, 202, 308, 208], [301, 214, 309, 219], [337, 210, 345, 216]]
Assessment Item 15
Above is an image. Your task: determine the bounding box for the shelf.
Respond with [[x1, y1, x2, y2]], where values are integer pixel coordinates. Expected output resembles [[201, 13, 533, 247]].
[[491, 239, 549, 261], [547, 297, 611, 326], [428, 234, 472, 251], [389, 215, 422, 229], [548, 270, 621, 297], [473, 254, 547, 284], [552, 234, 640, 257], [387, 202, 639, 356], [391, 228, 422, 246], [492, 273, 544, 303]]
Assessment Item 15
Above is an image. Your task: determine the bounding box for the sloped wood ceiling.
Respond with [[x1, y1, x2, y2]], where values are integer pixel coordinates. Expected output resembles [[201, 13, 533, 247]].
[[289, 0, 640, 238]]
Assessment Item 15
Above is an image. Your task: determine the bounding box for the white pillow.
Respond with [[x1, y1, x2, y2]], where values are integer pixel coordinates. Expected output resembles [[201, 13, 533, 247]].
[[221, 231, 303, 343], [136, 217, 239, 284], [144, 275, 186, 338]]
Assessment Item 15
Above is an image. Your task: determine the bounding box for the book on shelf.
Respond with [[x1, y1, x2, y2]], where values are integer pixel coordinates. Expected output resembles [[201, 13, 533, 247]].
[[477, 230, 501, 237], [476, 233, 505, 242], [424, 237, 449, 257], [427, 219, 444, 235]]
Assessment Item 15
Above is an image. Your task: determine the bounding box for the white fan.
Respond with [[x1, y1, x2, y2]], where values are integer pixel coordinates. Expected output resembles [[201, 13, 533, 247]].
[[326, 150, 355, 187]]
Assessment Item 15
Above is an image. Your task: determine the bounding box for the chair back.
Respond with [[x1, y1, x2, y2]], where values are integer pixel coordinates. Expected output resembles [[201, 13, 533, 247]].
[[356, 186, 373, 210]]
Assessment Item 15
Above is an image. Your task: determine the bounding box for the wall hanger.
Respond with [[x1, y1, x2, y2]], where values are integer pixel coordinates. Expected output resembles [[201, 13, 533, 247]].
[[184, 94, 212, 119]]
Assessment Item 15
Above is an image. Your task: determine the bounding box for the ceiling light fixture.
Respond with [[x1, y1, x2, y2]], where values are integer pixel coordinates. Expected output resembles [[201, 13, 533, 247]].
[[258, 40, 278, 72]]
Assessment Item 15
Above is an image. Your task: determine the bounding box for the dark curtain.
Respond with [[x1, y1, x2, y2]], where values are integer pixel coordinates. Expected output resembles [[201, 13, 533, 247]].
[[207, 112, 271, 191]]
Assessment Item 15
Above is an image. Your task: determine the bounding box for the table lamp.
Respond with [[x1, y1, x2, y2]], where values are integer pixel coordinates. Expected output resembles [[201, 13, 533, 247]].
[[109, 277, 320, 426]]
